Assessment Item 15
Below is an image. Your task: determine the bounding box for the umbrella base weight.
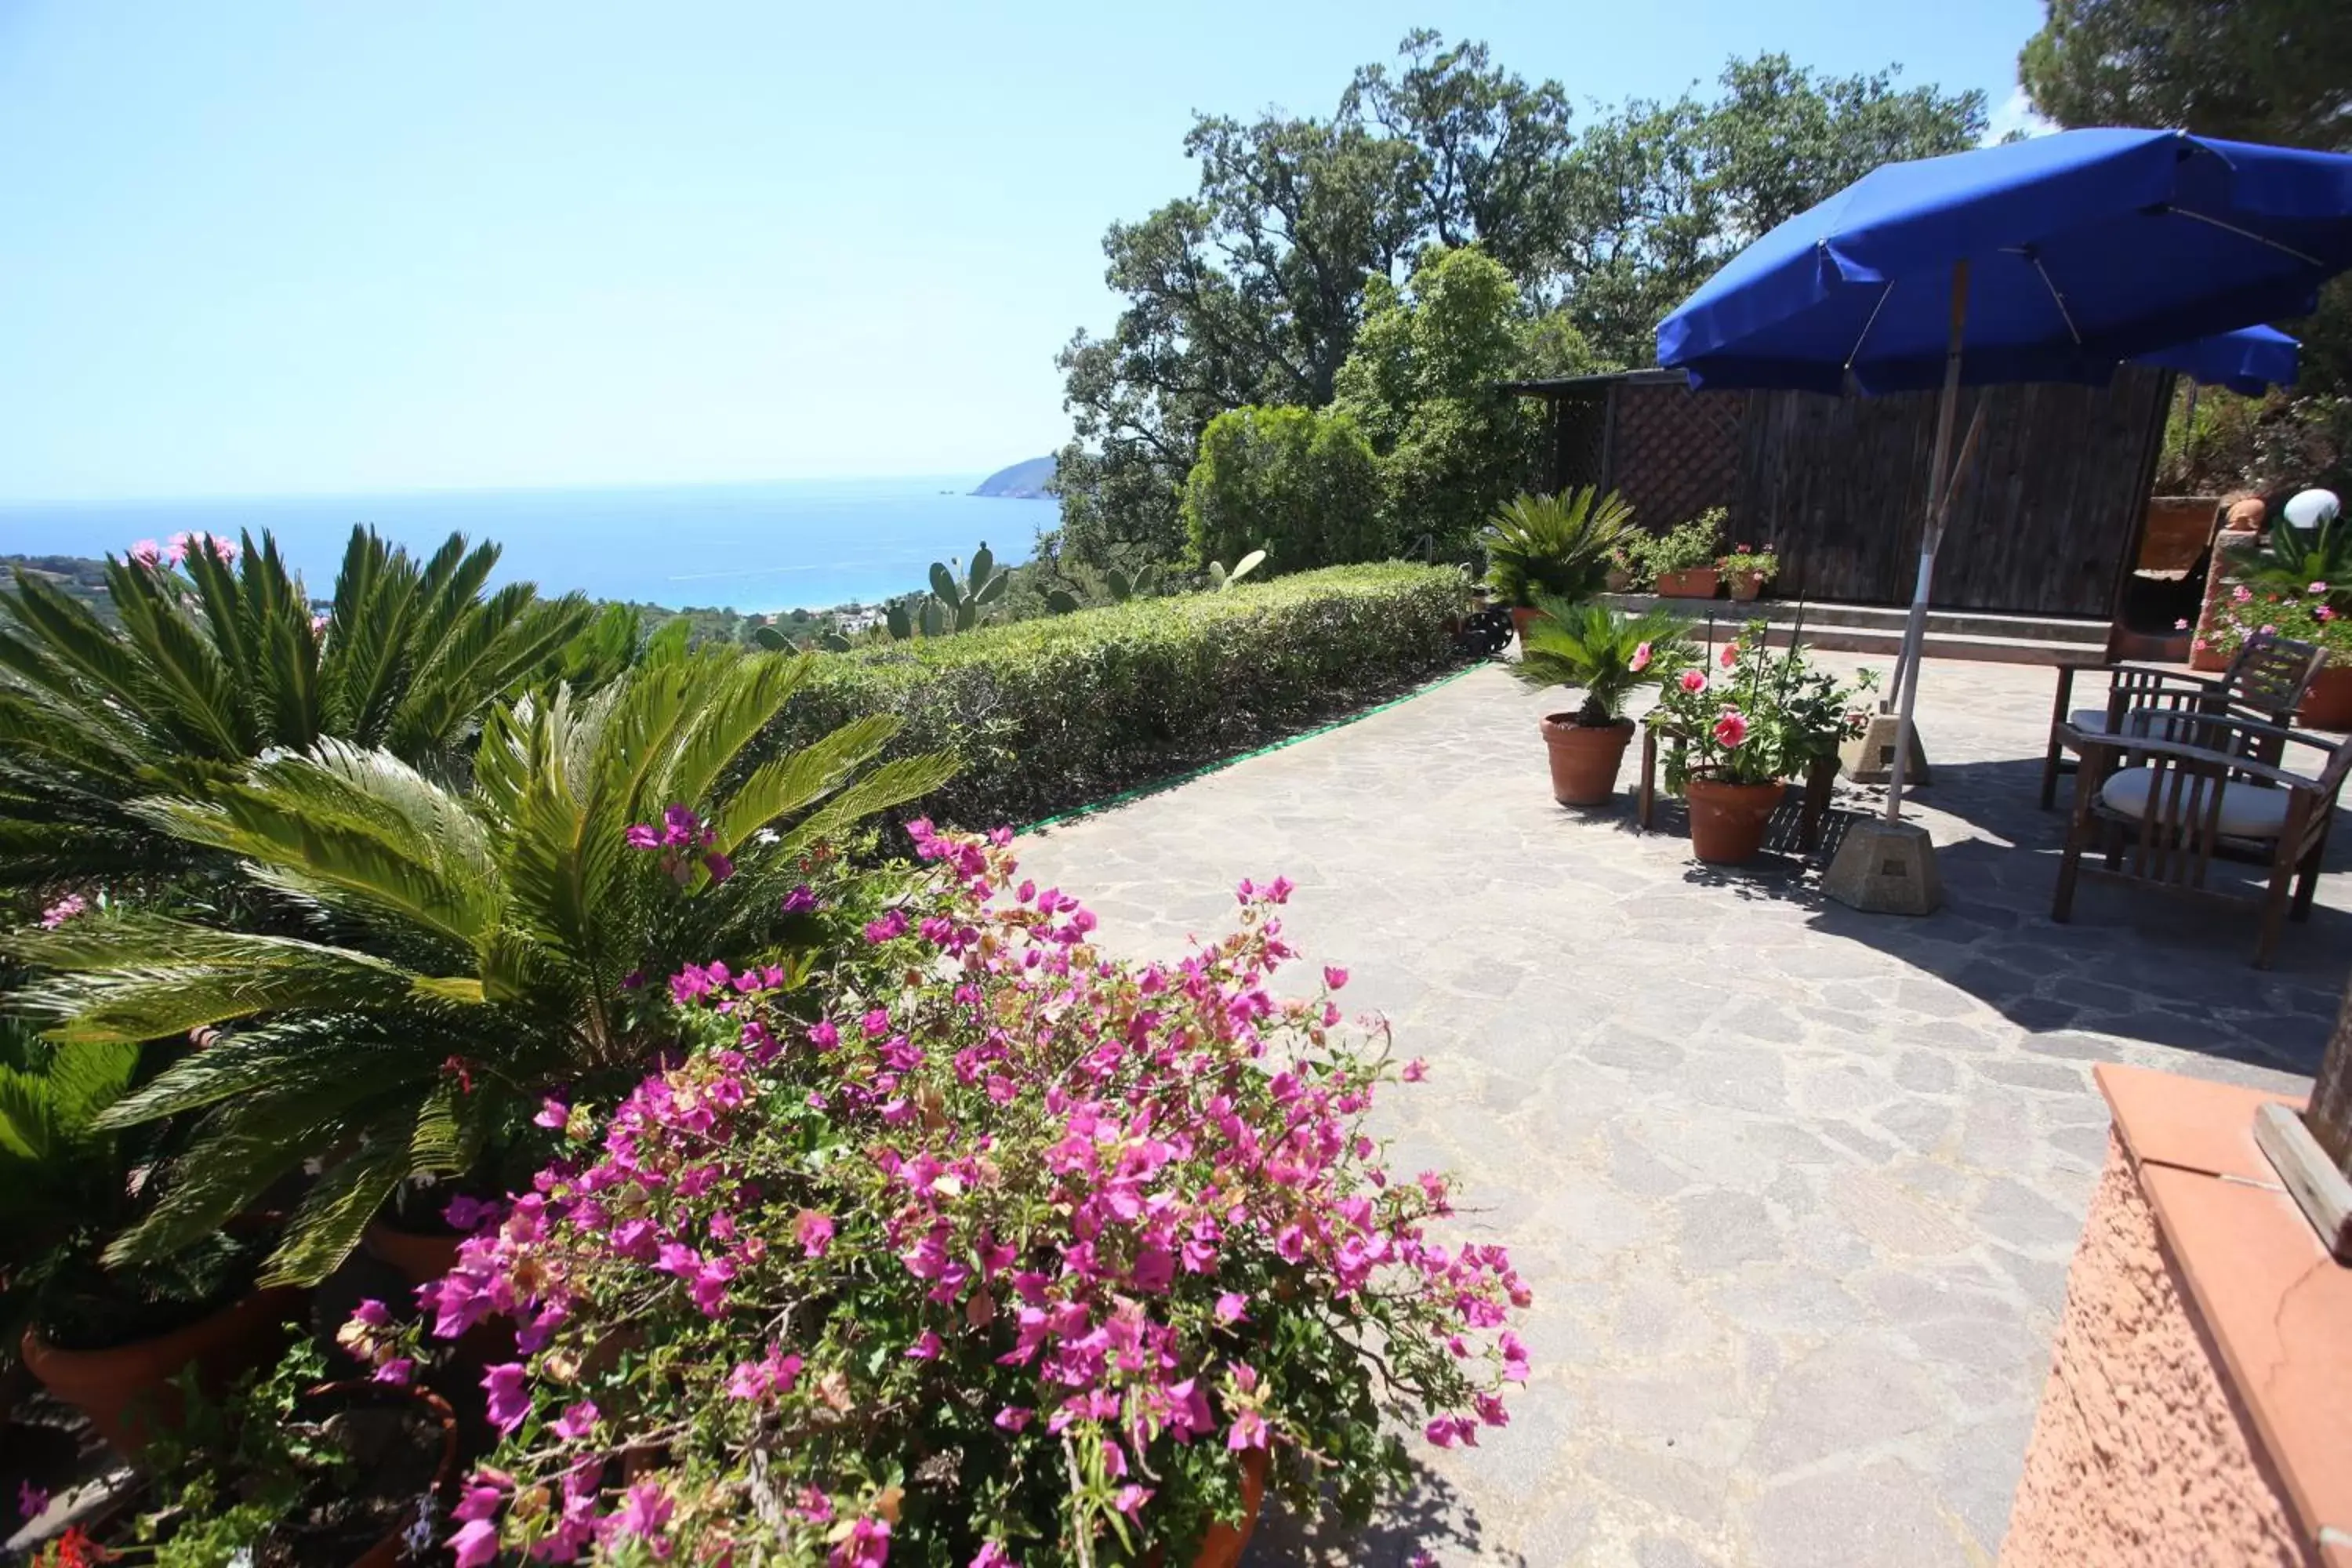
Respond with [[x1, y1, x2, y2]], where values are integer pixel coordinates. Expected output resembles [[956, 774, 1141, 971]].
[[1841, 712, 1930, 786], [1825, 819, 1944, 915]]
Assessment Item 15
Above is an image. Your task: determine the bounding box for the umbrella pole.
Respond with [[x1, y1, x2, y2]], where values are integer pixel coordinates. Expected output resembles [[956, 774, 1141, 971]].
[[1881, 261, 1969, 825]]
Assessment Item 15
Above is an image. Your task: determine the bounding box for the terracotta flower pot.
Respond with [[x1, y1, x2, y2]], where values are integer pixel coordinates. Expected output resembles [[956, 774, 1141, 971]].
[[22, 1287, 304, 1457], [1684, 777, 1786, 864], [2298, 663, 2352, 731], [1653, 568, 1720, 599], [1540, 714, 1635, 806], [1726, 570, 1766, 601], [1508, 604, 1541, 652], [1604, 568, 1634, 593], [365, 1218, 464, 1287], [314, 1381, 459, 1568], [1144, 1446, 1269, 1568]]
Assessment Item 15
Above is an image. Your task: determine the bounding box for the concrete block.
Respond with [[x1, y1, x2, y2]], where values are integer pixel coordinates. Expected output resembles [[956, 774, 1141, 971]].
[[1842, 712, 1930, 786], [1825, 818, 1944, 915]]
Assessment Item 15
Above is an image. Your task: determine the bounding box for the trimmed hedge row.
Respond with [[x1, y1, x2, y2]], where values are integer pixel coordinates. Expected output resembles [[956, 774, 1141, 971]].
[[771, 563, 1469, 830]]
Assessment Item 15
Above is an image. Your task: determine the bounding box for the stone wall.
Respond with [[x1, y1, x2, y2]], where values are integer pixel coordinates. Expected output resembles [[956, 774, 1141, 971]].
[[1999, 1136, 2314, 1567]]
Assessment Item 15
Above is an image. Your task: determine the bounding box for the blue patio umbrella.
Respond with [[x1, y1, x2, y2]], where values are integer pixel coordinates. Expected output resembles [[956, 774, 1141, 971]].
[[1657, 129, 2352, 831]]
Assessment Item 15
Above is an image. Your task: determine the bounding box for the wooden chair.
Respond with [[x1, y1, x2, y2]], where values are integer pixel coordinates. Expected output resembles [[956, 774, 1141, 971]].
[[2038, 633, 2325, 810], [2051, 710, 2352, 967]]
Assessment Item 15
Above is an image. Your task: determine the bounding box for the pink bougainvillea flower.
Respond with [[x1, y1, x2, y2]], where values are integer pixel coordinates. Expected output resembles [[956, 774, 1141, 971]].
[[625, 824, 660, 850], [703, 851, 734, 884], [448, 1519, 499, 1568], [1718, 643, 1737, 670], [971, 1543, 1018, 1568], [551, 1399, 599, 1441], [905, 1329, 942, 1359], [1629, 641, 1652, 673], [481, 1362, 532, 1434], [833, 1516, 891, 1567], [126, 539, 162, 568], [2261, 624, 2278, 636], [310, 612, 330, 635], [1214, 1291, 1248, 1325], [533, 1095, 569, 1130], [372, 1356, 415, 1386], [38, 893, 86, 929], [1323, 964, 1348, 990], [612, 1480, 673, 1541], [1712, 710, 1748, 747], [2233, 583, 2253, 603], [2321, 607, 2338, 622], [2174, 618, 2190, 630], [2312, 581, 2330, 595], [1402, 1058, 1428, 1082], [1679, 669, 1707, 694], [782, 884, 818, 914], [795, 1210, 836, 1258]]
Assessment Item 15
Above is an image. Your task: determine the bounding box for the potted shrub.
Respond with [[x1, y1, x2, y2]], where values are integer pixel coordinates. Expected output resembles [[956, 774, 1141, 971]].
[[2203, 583, 2352, 728], [358, 824, 1530, 1567], [1603, 539, 1644, 593], [1646, 510, 1727, 598], [1718, 543, 1779, 601], [82, 1338, 459, 1568], [1514, 597, 1693, 806], [1481, 488, 1639, 648], [1, 1018, 298, 1458], [1646, 629, 1875, 863]]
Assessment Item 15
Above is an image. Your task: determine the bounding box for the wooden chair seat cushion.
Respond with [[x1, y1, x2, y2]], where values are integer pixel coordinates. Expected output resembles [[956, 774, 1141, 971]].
[[2068, 707, 2205, 741], [2100, 765, 2293, 839]]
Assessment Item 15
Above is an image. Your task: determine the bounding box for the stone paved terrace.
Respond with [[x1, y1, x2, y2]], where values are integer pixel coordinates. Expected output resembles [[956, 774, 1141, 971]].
[[1012, 653, 2350, 1568]]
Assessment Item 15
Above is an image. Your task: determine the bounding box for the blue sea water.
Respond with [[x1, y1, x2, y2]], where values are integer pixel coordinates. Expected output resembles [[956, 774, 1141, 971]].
[[0, 477, 1057, 612]]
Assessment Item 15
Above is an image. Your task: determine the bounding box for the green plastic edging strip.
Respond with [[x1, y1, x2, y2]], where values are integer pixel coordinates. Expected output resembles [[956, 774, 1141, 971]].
[[1018, 661, 1487, 836]]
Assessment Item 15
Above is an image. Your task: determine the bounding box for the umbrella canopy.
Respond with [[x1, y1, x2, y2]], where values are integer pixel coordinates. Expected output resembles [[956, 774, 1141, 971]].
[[1653, 128, 2352, 862], [1658, 129, 2352, 394], [2141, 325, 2298, 396]]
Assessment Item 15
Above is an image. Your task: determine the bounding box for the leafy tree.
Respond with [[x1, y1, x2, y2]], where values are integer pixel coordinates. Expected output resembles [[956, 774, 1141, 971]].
[[2019, 0, 2352, 150], [1335, 245, 1594, 553], [1053, 36, 1984, 557], [0, 528, 599, 895], [6, 650, 956, 1283], [1181, 406, 1385, 575]]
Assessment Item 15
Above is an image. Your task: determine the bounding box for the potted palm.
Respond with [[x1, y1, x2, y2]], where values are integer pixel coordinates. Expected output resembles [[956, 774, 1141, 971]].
[[1481, 488, 1639, 648], [1646, 629, 1873, 863], [1646, 510, 1729, 598], [1514, 599, 1693, 805]]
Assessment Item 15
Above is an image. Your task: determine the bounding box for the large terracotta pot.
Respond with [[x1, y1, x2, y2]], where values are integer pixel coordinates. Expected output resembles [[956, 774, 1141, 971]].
[[1726, 570, 1766, 601], [1145, 1446, 1269, 1568], [316, 1381, 459, 1568], [1653, 568, 1719, 599], [364, 1218, 463, 1287], [1540, 714, 1635, 806], [1508, 604, 1541, 652], [2297, 662, 2352, 731], [22, 1287, 304, 1457], [1684, 777, 1786, 864], [1604, 568, 1635, 593]]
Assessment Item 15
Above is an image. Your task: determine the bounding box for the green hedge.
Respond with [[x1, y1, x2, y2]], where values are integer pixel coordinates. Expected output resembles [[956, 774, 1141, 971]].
[[771, 563, 1468, 830]]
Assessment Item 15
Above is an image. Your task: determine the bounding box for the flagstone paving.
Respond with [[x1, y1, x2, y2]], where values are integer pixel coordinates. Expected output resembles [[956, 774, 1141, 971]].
[[1013, 653, 2349, 1568]]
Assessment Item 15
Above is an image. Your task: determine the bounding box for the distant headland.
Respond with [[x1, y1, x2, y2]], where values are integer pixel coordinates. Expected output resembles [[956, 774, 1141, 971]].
[[971, 456, 1055, 499]]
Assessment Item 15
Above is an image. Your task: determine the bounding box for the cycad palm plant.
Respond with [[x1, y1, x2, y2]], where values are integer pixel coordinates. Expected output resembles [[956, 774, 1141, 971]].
[[1481, 488, 1639, 608], [5, 648, 955, 1284], [0, 527, 602, 892], [1515, 599, 1695, 724]]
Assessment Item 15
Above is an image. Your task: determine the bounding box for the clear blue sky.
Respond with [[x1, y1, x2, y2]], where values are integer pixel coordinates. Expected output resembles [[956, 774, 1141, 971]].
[[0, 0, 2046, 503]]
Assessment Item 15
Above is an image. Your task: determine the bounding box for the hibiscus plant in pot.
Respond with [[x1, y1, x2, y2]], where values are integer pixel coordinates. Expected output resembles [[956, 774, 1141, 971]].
[[1647, 628, 1875, 863], [345, 822, 1529, 1567], [1513, 598, 1694, 806]]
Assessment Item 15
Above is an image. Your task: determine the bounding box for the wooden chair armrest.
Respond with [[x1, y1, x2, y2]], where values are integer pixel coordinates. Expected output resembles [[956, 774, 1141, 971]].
[[2146, 709, 2339, 757], [2074, 731, 2325, 793]]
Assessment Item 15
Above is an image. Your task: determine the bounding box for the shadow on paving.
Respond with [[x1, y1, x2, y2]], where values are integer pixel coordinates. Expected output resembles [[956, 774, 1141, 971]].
[[1241, 1461, 1519, 1567]]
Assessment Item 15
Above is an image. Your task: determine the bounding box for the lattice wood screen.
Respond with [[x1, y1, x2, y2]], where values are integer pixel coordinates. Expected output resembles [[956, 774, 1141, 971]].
[[1607, 383, 1744, 535]]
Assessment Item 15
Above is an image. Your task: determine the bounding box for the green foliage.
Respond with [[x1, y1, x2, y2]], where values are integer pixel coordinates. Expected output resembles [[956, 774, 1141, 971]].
[[1334, 246, 1563, 555], [769, 564, 1466, 830], [2223, 510, 2352, 609], [1053, 34, 1984, 558], [1638, 510, 1729, 576], [5, 649, 955, 1283], [1480, 488, 1638, 608], [2019, 0, 2350, 151], [1718, 544, 1779, 581], [1513, 599, 1695, 724], [1182, 405, 1386, 575], [0, 527, 598, 892]]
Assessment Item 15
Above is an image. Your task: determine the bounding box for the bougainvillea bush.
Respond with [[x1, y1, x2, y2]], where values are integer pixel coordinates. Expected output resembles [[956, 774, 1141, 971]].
[[360, 822, 1527, 1566]]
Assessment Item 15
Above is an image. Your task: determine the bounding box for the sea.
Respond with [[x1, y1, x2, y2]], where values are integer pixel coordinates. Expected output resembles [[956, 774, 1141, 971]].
[[0, 476, 1058, 613]]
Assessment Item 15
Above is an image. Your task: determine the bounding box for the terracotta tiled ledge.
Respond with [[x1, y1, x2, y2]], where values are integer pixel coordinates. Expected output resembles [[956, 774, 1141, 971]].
[[2001, 1062, 2352, 1568]]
